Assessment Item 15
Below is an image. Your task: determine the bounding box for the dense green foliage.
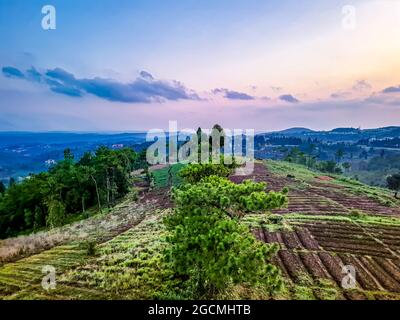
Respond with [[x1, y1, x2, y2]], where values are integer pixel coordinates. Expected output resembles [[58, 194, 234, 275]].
[[165, 170, 288, 298], [284, 147, 342, 174], [0, 147, 141, 238], [387, 173, 400, 198], [0, 182, 5, 195], [179, 163, 231, 184]]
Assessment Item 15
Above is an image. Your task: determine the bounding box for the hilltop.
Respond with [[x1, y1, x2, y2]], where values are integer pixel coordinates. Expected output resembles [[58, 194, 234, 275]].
[[0, 160, 399, 300]]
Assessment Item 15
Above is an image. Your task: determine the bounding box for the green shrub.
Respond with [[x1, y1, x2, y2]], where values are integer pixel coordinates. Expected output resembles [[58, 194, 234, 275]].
[[80, 240, 97, 256], [165, 174, 287, 298], [179, 163, 231, 184]]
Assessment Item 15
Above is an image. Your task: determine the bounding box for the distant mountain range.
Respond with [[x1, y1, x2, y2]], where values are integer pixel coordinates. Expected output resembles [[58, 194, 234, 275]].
[[257, 126, 400, 142]]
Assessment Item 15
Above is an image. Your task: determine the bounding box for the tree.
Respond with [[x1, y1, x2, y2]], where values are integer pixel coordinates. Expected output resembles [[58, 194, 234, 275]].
[[0, 146, 141, 238], [210, 124, 225, 149], [359, 150, 368, 160], [63, 148, 74, 160], [284, 147, 306, 165], [387, 174, 400, 198], [342, 162, 352, 173], [165, 174, 288, 298], [317, 161, 342, 174], [46, 198, 66, 228], [0, 181, 5, 195], [8, 177, 16, 188], [335, 148, 345, 163], [179, 163, 231, 184]]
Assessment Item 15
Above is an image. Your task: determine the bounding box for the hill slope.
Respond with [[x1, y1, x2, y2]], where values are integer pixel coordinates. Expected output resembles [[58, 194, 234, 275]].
[[235, 161, 400, 300], [1, 161, 400, 300]]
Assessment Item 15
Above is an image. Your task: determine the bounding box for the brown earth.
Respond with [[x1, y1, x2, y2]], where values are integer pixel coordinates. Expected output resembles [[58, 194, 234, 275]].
[[233, 162, 400, 300]]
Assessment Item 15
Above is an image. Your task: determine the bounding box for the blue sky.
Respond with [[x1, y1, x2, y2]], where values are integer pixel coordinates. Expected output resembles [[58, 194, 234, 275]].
[[1, 0, 400, 131]]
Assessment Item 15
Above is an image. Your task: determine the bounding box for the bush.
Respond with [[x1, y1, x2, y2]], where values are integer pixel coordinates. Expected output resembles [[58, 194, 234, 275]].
[[179, 163, 231, 184], [80, 240, 97, 256]]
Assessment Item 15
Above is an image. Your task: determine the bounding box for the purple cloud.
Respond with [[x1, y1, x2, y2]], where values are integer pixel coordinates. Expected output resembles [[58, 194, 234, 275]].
[[382, 85, 400, 94], [352, 80, 372, 92], [279, 94, 299, 103], [2, 66, 200, 103], [212, 88, 255, 100]]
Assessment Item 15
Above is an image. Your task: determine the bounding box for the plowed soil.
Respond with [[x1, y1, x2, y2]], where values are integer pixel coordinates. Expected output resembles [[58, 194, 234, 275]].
[[233, 162, 400, 300]]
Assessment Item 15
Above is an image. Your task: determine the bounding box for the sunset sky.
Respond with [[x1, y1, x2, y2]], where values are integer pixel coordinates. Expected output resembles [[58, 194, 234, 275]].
[[1, 0, 400, 131]]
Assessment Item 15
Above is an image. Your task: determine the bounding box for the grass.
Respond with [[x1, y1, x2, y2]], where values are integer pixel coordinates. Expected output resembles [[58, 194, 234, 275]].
[[243, 213, 293, 232], [1, 160, 399, 300], [0, 190, 150, 266], [265, 160, 400, 208], [59, 209, 172, 300], [285, 213, 400, 227], [0, 207, 165, 300], [152, 163, 185, 188], [275, 274, 342, 300]]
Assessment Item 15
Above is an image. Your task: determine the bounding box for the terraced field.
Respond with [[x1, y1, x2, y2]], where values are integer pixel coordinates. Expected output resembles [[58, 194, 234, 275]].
[[1, 160, 399, 300], [241, 161, 400, 300], [0, 192, 163, 300]]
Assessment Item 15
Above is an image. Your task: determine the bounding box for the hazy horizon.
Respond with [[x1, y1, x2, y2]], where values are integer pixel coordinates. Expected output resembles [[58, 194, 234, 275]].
[[0, 124, 399, 135]]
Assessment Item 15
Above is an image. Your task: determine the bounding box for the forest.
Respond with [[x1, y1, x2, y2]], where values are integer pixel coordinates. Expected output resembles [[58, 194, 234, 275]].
[[0, 146, 147, 239]]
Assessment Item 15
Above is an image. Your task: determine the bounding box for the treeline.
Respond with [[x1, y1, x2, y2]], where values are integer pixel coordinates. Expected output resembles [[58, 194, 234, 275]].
[[0, 147, 143, 239], [358, 138, 400, 148], [284, 147, 343, 174]]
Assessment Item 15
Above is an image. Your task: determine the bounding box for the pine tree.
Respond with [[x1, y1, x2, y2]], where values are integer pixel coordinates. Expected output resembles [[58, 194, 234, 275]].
[[165, 173, 288, 298]]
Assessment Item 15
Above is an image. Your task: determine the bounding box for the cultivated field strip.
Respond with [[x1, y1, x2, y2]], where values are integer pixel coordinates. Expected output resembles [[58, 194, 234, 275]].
[[255, 217, 400, 299], [0, 201, 160, 300], [273, 193, 349, 215], [233, 162, 400, 217], [248, 161, 400, 300], [0, 244, 87, 298], [309, 187, 400, 216]]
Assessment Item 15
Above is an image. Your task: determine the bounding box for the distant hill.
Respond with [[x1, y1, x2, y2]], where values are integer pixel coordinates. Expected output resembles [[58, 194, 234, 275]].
[[257, 126, 400, 143], [0, 132, 148, 183], [276, 127, 315, 135]]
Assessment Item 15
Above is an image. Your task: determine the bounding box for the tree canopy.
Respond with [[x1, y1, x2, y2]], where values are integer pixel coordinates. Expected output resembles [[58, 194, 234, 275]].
[[0, 146, 142, 238]]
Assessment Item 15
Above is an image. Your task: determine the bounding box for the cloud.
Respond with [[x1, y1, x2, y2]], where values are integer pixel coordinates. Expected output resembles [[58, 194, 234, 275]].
[[365, 92, 400, 106], [271, 86, 282, 93], [368, 83, 400, 105], [330, 91, 351, 99], [2, 67, 25, 79], [2, 66, 200, 103], [26, 67, 42, 82], [139, 71, 154, 81], [279, 94, 299, 103], [352, 80, 372, 92], [382, 85, 400, 94], [212, 88, 255, 100]]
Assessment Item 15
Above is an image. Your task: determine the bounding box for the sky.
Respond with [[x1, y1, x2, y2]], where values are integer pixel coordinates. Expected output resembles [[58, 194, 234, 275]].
[[0, 0, 400, 132]]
